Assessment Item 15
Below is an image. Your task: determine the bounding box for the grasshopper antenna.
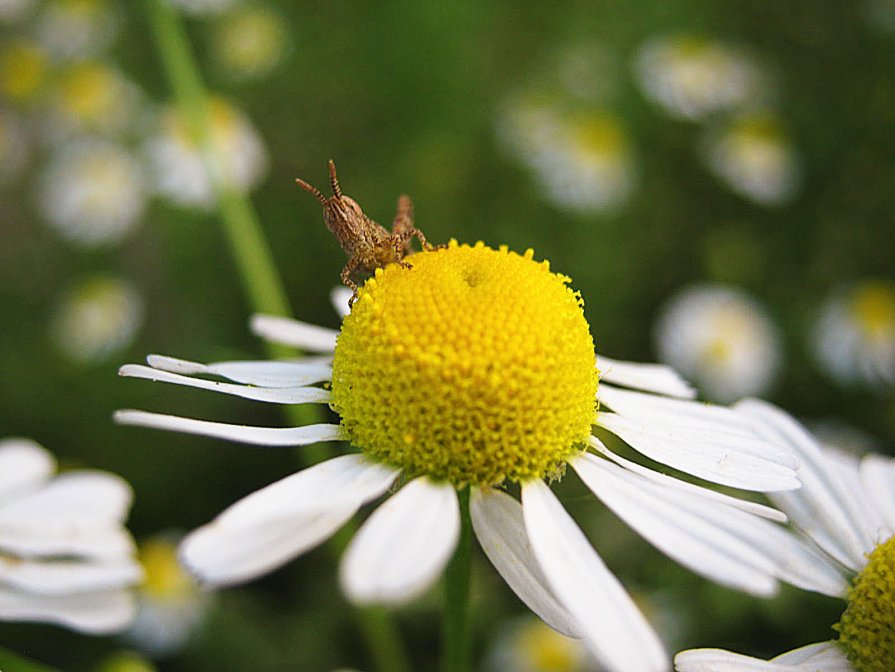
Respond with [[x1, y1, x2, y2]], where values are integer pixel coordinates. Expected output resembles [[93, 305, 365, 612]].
[[328, 159, 343, 199], [295, 176, 328, 205]]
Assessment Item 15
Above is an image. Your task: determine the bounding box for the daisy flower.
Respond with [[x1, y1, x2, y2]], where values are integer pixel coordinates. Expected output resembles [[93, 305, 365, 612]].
[[484, 615, 598, 672], [813, 280, 895, 387], [0, 438, 142, 633], [654, 284, 782, 403], [117, 240, 808, 672], [675, 400, 895, 672], [33, 0, 121, 63], [209, 5, 289, 82]]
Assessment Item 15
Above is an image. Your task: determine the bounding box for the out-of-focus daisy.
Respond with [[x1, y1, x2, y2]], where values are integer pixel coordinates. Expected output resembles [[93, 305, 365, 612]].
[[144, 97, 268, 210], [37, 137, 146, 246], [485, 616, 598, 672], [50, 276, 144, 364], [0, 438, 142, 633], [498, 100, 636, 213], [34, 0, 120, 63], [813, 280, 895, 387], [0, 107, 30, 184], [0, 38, 49, 103], [118, 238, 809, 672], [209, 5, 289, 82], [167, 0, 237, 16], [0, 0, 34, 23], [654, 284, 782, 403], [44, 62, 144, 139], [702, 113, 800, 206], [634, 36, 768, 121], [125, 534, 210, 657], [675, 400, 895, 672]]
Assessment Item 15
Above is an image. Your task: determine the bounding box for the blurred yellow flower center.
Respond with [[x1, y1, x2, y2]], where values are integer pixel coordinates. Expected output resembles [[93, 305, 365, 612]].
[[140, 538, 193, 601], [331, 240, 598, 487], [851, 282, 895, 338], [519, 620, 583, 671], [835, 534, 895, 672]]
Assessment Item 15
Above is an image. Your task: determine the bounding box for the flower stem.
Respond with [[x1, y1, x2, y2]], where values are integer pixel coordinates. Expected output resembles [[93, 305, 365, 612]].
[[443, 486, 473, 672]]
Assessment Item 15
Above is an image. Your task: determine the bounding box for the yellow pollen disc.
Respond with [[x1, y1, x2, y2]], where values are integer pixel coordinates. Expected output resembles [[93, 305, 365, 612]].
[[139, 538, 193, 601], [851, 281, 895, 338], [331, 240, 598, 487], [835, 534, 895, 672]]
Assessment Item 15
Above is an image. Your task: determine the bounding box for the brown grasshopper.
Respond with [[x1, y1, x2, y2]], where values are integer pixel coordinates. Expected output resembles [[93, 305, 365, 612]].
[[296, 160, 434, 306]]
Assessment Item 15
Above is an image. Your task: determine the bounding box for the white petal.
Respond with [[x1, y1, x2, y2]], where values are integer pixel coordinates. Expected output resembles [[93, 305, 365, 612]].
[[250, 314, 339, 352], [588, 436, 787, 522], [469, 487, 580, 638], [0, 471, 132, 526], [0, 557, 142, 595], [0, 586, 136, 634], [330, 286, 353, 319], [521, 480, 667, 672], [598, 356, 696, 399], [675, 649, 792, 672], [772, 641, 851, 670], [181, 455, 399, 586], [119, 364, 332, 404], [0, 438, 56, 501], [340, 477, 459, 605], [0, 524, 136, 560], [146, 354, 332, 387], [573, 454, 846, 597], [597, 412, 800, 492], [736, 399, 871, 569], [114, 410, 345, 446], [861, 454, 895, 538]]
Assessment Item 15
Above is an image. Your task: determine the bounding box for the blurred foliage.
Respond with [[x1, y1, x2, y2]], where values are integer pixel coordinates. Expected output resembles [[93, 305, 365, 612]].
[[1, 0, 894, 670]]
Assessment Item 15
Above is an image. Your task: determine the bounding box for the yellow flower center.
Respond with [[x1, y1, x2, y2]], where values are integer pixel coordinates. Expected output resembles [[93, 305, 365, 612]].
[[835, 534, 895, 672], [518, 619, 584, 671], [139, 538, 194, 601], [331, 241, 598, 487], [851, 281, 895, 339]]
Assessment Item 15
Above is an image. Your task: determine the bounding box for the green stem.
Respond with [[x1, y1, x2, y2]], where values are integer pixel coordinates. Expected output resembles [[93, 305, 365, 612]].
[[143, 3, 409, 670], [0, 647, 60, 672], [443, 487, 473, 672]]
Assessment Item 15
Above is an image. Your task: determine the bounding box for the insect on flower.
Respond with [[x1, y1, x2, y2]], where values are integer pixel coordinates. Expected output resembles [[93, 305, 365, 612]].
[[296, 160, 435, 305]]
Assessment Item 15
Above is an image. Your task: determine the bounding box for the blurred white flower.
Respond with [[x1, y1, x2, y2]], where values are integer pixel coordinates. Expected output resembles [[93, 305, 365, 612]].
[[0, 38, 49, 103], [37, 137, 147, 246], [34, 0, 120, 62], [50, 276, 145, 364], [44, 62, 144, 139], [144, 97, 268, 210], [125, 534, 211, 657], [210, 5, 289, 81], [0, 0, 34, 23], [498, 98, 636, 213], [485, 616, 598, 672], [702, 113, 800, 206], [0, 107, 30, 184], [634, 36, 768, 121], [0, 438, 142, 633], [813, 280, 895, 387], [167, 0, 237, 16], [654, 284, 782, 403]]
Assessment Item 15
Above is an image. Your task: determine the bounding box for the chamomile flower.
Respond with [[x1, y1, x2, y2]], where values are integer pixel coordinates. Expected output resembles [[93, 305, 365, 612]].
[[125, 535, 210, 657], [813, 280, 895, 387], [143, 97, 268, 210], [654, 284, 782, 403], [675, 400, 895, 672], [50, 276, 144, 364], [34, 0, 120, 63], [0, 38, 49, 103], [634, 36, 768, 121], [0, 0, 33, 23], [702, 113, 800, 206], [0, 438, 142, 633], [209, 5, 289, 82], [37, 137, 146, 246], [485, 616, 598, 672], [118, 241, 807, 672]]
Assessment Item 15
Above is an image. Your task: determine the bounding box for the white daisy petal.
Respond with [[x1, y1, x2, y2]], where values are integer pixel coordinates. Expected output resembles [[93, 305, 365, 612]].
[[0, 524, 135, 560], [119, 364, 332, 404], [146, 354, 332, 387], [469, 487, 580, 638], [114, 410, 345, 446], [772, 641, 851, 669], [0, 438, 56, 501], [0, 557, 143, 595], [0, 586, 136, 634], [330, 286, 353, 319], [181, 455, 399, 586], [521, 479, 667, 672], [0, 471, 132, 525], [340, 477, 460, 606], [573, 454, 846, 597], [861, 453, 895, 537], [735, 399, 872, 569], [675, 649, 793, 672], [250, 314, 339, 352], [598, 356, 696, 399], [596, 412, 800, 492], [588, 436, 787, 522]]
